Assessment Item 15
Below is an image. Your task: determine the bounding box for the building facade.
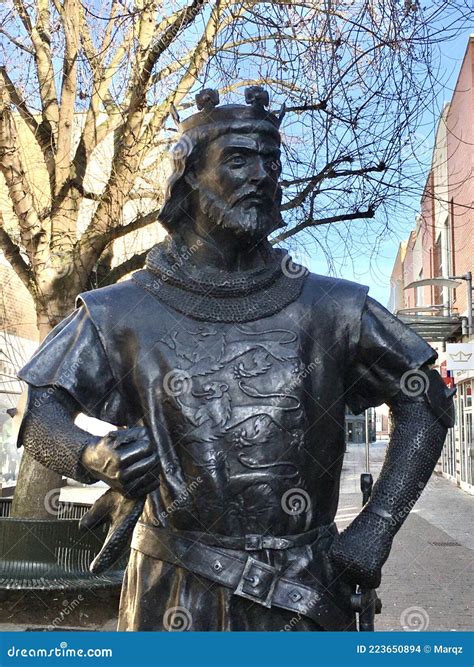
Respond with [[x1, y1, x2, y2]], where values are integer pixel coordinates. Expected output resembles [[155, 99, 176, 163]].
[[388, 37, 474, 494], [0, 260, 39, 494]]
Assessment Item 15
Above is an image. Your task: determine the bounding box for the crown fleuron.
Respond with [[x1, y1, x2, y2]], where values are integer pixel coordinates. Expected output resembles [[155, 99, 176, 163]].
[[179, 86, 282, 135], [195, 88, 220, 112], [245, 86, 270, 109]]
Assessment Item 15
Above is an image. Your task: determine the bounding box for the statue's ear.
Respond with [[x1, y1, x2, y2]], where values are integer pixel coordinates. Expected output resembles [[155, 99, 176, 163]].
[[184, 166, 199, 191]]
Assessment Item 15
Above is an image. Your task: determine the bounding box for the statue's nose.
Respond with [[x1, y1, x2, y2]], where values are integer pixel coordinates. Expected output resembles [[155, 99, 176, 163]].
[[249, 158, 268, 184]]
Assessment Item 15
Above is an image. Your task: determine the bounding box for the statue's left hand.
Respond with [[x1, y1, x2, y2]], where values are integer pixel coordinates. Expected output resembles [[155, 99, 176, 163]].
[[329, 512, 393, 589]]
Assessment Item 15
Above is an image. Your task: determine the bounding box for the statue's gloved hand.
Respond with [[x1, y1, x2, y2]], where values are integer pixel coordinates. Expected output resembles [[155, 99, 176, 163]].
[[81, 426, 160, 498], [329, 512, 393, 589]]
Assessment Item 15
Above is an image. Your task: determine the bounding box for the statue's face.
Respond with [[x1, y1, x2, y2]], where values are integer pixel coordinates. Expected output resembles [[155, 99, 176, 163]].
[[191, 131, 283, 240]]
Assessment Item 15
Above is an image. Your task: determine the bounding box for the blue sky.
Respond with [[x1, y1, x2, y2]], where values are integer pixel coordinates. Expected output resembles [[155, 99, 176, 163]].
[[305, 28, 473, 308]]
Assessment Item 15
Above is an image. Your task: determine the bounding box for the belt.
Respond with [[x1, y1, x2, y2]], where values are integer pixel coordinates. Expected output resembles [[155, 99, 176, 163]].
[[167, 525, 327, 551], [131, 522, 352, 631]]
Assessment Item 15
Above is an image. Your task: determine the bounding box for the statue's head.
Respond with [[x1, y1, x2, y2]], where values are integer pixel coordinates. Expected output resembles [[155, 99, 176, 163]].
[[158, 86, 285, 242]]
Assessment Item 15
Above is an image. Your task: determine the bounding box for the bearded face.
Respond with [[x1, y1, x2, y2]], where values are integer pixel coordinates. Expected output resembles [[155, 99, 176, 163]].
[[188, 132, 284, 241], [198, 179, 283, 239]]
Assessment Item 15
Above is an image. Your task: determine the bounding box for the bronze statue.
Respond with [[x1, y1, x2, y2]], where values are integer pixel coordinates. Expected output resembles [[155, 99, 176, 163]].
[[17, 87, 454, 631]]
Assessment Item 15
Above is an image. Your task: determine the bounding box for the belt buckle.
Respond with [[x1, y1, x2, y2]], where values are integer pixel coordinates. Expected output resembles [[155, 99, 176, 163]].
[[244, 534, 262, 550], [234, 556, 278, 608]]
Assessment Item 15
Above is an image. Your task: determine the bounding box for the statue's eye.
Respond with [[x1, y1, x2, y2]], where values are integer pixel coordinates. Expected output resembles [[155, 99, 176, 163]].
[[227, 155, 246, 167]]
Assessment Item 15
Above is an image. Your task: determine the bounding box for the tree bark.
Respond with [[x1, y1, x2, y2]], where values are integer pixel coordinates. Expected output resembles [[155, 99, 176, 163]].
[[10, 453, 64, 519]]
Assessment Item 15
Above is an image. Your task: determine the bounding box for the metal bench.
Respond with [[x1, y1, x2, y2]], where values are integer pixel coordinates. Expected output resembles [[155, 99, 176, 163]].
[[0, 499, 127, 590]]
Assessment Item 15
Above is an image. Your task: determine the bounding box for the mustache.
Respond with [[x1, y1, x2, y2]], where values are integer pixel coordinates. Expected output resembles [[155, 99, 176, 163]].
[[231, 189, 277, 207]]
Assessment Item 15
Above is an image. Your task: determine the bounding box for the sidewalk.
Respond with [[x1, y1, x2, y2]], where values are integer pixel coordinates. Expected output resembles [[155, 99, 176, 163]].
[[338, 441, 473, 631]]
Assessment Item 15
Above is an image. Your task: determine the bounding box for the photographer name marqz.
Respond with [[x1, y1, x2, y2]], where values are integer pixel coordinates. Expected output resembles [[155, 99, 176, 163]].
[[356, 644, 464, 655]]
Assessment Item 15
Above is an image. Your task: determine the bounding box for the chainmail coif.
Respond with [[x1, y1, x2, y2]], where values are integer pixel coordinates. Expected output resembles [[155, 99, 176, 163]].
[[132, 236, 308, 323]]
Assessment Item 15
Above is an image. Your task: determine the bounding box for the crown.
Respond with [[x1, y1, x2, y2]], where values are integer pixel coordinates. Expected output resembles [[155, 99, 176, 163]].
[[449, 351, 472, 363], [177, 86, 284, 135]]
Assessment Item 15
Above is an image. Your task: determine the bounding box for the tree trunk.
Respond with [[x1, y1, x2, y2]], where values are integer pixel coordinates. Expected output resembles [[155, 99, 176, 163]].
[[10, 453, 64, 519]]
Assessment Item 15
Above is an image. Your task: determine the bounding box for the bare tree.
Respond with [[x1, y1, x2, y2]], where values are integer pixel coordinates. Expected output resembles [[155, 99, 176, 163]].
[[0, 0, 470, 516]]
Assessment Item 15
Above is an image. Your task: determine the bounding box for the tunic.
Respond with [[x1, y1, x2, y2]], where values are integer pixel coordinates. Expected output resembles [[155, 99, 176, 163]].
[[19, 264, 436, 631]]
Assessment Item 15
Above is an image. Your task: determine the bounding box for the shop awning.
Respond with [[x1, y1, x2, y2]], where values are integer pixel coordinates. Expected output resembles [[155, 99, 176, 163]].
[[397, 313, 464, 342]]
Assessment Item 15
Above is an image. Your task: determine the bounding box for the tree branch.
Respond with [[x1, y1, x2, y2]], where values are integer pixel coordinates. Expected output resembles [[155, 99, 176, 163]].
[[77, 0, 212, 271], [0, 212, 34, 290], [281, 160, 386, 211], [0, 28, 34, 55], [101, 209, 160, 245], [272, 207, 376, 244], [55, 0, 80, 196], [0, 67, 40, 138], [0, 104, 45, 260], [281, 156, 354, 211], [0, 67, 55, 188], [13, 0, 59, 147], [103, 250, 148, 285]]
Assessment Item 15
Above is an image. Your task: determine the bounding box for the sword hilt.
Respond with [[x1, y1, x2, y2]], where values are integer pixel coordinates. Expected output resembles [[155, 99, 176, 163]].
[[353, 471, 380, 631], [360, 472, 373, 506]]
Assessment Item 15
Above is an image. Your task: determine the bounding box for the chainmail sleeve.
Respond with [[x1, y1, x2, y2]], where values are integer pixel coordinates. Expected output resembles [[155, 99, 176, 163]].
[[331, 370, 453, 589], [16, 302, 132, 483], [18, 386, 99, 484], [332, 293, 453, 588], [365, 381, 450, 534]]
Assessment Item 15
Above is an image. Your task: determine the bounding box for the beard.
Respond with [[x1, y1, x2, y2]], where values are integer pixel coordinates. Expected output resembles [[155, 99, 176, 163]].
[[198, 186, 284, 240]]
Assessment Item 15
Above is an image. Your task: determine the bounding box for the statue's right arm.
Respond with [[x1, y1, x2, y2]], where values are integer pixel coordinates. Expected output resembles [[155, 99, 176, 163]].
[[19, 387, 161, 497], [19, 386, 98, 484]]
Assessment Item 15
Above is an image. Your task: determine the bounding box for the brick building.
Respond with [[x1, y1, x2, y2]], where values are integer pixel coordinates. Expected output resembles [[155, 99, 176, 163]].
[[446, 39, 474, 317], [388, 37, 474, 494], [0, 258, 39, 494]]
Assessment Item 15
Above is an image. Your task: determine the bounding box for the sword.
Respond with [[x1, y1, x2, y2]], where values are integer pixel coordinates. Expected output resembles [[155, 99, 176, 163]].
[[350, 473, 383, 631]]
